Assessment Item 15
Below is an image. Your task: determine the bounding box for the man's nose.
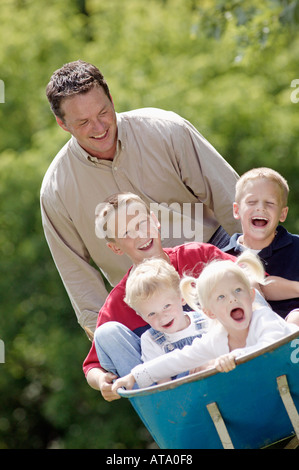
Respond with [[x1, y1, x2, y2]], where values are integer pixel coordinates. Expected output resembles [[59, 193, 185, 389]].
[[91, 118, 105, 133]]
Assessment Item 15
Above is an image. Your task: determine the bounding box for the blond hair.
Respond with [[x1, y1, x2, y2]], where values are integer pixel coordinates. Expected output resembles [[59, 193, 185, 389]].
[[124, 258, 180, 313], [180, 251, 267, 312], [235, 167, 289, 206], [95, 192, 150, 242]]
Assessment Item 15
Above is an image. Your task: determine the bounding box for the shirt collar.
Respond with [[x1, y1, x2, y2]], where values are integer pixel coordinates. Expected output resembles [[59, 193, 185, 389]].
[[116, 112, 126, 150], [259, 225, 293, 257], [222, 233, 242, 253], [86, 140, 121, 164]]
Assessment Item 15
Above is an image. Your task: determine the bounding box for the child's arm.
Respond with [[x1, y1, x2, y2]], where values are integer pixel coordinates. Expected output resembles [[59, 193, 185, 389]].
[[113, 350, 238, 394], [190, 354, 237, 375], [189, 359, 216, 374], [261, 276, 299, 300], [157, 378, 172, 384], [126, 336, 241, 388]]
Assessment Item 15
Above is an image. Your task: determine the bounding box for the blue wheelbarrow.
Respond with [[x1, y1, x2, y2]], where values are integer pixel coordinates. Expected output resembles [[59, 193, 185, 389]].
[[118, 331, 299, 449]]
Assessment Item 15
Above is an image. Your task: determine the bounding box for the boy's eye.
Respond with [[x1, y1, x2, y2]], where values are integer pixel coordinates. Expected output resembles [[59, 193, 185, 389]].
[[163, 304, 171, 310], [148, 312, 155, 318], [235, 287, 242, 293], [217, 294, 225, 301], [137, 219, 147, 230]]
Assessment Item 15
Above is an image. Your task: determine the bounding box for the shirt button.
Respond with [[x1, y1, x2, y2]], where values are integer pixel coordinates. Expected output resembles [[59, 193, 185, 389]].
[[114, 166, 118, 171]]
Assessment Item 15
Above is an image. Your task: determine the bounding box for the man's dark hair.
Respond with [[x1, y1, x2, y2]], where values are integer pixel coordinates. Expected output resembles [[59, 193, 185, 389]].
[[46, 60, 111, 121]]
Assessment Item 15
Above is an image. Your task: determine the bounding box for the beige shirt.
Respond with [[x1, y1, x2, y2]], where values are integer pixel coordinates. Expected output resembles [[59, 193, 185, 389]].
[[40, 108, 241, 330]]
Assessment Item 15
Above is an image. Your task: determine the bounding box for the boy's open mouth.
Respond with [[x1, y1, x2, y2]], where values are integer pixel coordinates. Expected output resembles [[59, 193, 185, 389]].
[[251, 217, 268, 227], [138, 239, 153, 250], [230, 308, 245, 322], [162, 319, 174, 329]]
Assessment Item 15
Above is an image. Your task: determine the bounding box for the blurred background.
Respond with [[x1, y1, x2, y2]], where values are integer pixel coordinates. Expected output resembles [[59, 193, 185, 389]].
[[0, 0, 298, 449]]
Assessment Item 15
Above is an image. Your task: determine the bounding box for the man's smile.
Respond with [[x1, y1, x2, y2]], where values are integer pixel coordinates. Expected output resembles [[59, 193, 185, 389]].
[[91, 130, 108, 140]]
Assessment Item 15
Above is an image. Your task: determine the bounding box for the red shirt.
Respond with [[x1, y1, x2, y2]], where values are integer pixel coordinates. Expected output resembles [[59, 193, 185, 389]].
[[82, 242, 236, 376]]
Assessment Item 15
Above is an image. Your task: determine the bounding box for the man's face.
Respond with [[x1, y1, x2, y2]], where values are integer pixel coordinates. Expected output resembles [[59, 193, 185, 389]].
[[57, 85, 117, 160]]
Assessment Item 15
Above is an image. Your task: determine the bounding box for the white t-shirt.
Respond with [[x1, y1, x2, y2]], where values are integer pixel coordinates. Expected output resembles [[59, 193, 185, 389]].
[[236, 237, 261, 255], [141, 311, 208, 362]]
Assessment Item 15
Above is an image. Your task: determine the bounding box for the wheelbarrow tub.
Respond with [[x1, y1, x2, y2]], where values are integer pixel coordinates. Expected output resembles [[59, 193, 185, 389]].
[[119, 331, 299, 449]]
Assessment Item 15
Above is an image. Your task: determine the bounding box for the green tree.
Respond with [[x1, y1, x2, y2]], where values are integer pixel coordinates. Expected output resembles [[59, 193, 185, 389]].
[[0, 0, 298, 448]]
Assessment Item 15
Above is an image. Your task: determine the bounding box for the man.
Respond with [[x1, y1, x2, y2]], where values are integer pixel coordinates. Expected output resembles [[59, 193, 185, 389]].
[[40, 60, 241, 331]]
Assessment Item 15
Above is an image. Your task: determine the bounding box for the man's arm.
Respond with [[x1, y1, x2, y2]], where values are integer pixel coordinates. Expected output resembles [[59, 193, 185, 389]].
[[175, 119, 241, 237], [40, 195, 109, 331]]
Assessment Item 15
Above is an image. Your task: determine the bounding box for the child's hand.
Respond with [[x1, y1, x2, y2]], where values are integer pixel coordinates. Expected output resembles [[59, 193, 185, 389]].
[[215, 353, 237, 373], [111, 373, 136, 393]]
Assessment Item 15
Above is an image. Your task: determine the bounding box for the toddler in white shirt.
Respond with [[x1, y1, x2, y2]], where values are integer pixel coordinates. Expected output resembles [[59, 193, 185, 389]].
[[112, 252, 298, 391]]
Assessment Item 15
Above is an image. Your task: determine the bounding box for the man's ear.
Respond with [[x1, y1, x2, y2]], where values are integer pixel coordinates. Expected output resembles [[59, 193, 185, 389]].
[[55, 116, 69, 132], [106, 242, 124, 256], [109, 94, 115, 108], [233, 202, 240, 220]]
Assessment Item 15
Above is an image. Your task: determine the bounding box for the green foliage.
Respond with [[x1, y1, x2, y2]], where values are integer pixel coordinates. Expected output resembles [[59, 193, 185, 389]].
[[0, 0, 298, 448]]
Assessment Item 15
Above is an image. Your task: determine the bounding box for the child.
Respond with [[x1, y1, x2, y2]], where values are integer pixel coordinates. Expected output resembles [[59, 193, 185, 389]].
[[112, 252, 298, 391], [124, 258, 208, 382], [223, 167, 299, 324]]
